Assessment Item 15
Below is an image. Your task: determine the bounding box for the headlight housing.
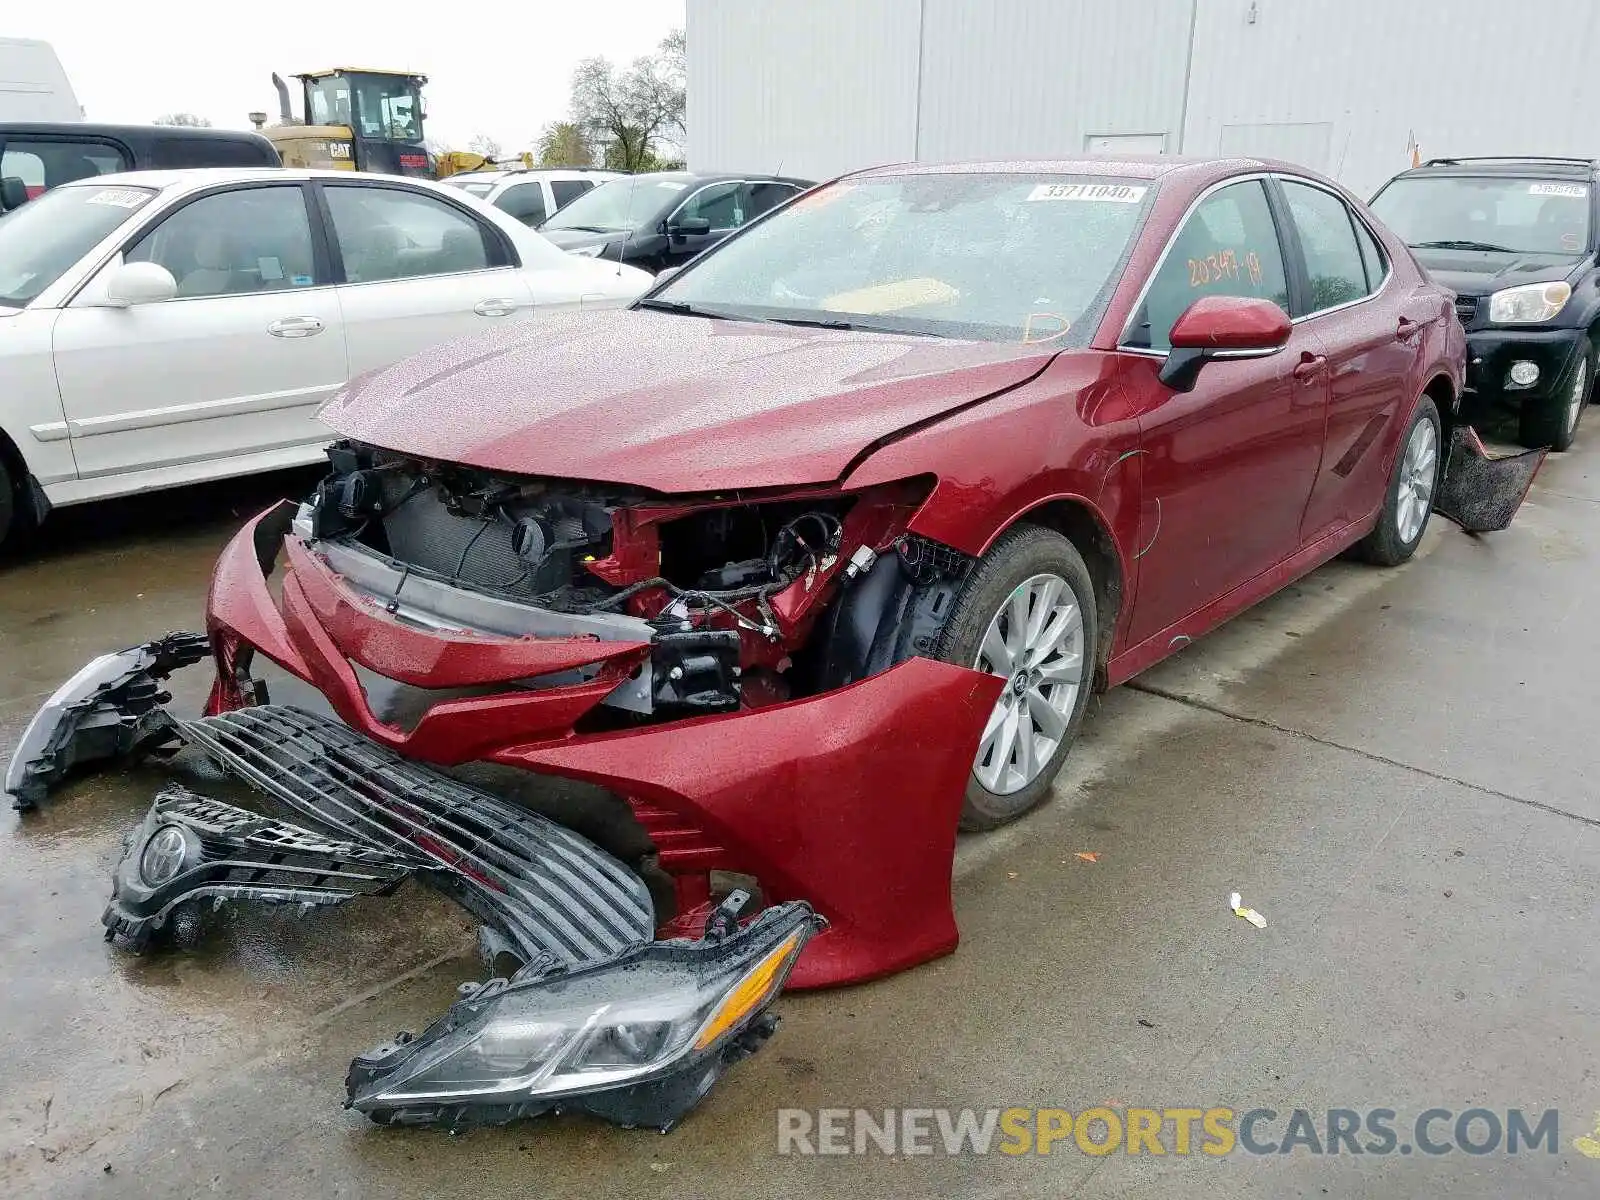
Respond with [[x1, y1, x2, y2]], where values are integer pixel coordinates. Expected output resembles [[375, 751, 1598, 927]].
[[1488, 281, 1572, 324], [568, 243, 610, 258], [346, 901, 824, 1130]]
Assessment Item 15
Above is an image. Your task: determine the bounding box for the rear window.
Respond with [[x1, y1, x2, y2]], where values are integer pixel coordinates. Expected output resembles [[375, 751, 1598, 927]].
[[149, 135, 277, 169], [550, 179, 591, 209]]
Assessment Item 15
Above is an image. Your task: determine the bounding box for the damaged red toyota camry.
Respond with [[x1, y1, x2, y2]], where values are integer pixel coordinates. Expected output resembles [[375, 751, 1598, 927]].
[[7, 157, 1541, 1131]]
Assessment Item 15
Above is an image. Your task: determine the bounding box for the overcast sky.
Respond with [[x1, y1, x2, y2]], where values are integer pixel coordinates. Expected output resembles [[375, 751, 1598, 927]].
[[13, 0, 685, 151]]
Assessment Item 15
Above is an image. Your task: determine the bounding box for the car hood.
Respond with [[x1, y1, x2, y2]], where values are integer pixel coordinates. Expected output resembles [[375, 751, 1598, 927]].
[[539, 227, 626, 251], [319, 309, 1058, 492], [1411, 247, 1584, 296]]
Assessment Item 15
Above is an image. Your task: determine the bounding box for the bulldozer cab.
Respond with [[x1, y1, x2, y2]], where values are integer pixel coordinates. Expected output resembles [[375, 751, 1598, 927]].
[[269, 68, 432, 177]]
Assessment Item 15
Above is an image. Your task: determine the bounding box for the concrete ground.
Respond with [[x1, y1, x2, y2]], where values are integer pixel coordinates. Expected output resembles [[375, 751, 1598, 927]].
[[2, 440, 1598, 1199]]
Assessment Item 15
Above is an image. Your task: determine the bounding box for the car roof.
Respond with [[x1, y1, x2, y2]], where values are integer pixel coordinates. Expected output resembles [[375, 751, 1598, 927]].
[[1392, 157, 1597, 179], [54, 166, 437, 190], [846, 154, 1326, 193], [0, 121, 271, 143], [452, 168, 623, 182]]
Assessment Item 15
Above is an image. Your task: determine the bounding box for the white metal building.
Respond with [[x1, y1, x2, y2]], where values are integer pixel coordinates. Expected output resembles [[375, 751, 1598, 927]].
[[687, 0, 1600, 198], [0, 39, 79, 123]]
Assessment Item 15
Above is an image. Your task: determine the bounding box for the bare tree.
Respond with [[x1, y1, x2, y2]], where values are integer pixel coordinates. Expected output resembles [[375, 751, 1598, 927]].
[[467, 133, 503, 160], [154, 112, 212, 127], [537, 121, 594, 168], [570, 28, 685, 173]]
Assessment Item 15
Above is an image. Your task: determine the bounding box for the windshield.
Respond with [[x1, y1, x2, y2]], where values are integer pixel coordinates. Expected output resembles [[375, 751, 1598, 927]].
[[0, 183, 155, 307], [651, 173, 1153, 342], [1371, 175, 1591, 255], [541, 177, 685, 233]]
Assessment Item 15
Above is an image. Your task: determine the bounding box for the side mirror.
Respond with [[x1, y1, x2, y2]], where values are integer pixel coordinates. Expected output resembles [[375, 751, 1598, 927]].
[[0, 177, 28, 212], [104, 262, 178, 307], [668, 216, 712, 238], [1158, 295, 1291, 392]]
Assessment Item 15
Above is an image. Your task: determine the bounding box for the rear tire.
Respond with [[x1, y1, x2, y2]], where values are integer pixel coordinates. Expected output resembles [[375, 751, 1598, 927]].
[[1354, 397, 1440, 567], [927, 524, 1097, 831], [1518, 347, 1588, 452], [0, 458, 16, 555]]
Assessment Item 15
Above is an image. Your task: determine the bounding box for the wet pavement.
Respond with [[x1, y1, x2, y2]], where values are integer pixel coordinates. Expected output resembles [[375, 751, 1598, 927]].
[[2, 444, 1598, 1198]]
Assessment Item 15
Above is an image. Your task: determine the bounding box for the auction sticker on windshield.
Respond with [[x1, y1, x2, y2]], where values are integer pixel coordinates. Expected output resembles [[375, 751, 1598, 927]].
[[1530, 182, 1587, 197], [1026, 182, 1147, 203], [85, 189, 150, 209]]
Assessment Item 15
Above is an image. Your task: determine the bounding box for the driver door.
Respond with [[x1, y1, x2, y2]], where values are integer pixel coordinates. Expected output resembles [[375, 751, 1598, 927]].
[[1123, 177, 1329, 647], [50, 182, 346, 480]]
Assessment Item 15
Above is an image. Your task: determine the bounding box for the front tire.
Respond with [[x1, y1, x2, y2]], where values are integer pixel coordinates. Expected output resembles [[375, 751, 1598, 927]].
[[929, 525, 1097, 830], [1518, 347, 1588, 452], [1354, 397, 1440, 567]]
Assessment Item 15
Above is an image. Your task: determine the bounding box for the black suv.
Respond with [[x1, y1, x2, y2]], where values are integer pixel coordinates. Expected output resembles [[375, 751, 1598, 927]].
[[0, 123, 281, 213], [537, 172, 813, 273], [1371, 156, 1600, 450]]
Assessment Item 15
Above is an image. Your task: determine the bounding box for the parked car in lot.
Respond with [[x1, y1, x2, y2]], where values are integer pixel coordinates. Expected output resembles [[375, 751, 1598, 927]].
[[0, 122, 281, 211], [1370, 156, 1600, 450], [13, 155, 1530, 1131], [0, 167, 653, 548], [537, 170, 813, 271], [441, 167, 624, 227]]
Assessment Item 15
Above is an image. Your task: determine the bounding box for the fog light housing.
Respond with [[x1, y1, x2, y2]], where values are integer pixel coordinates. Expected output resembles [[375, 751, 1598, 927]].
[[1507, 360, 1540, 388]]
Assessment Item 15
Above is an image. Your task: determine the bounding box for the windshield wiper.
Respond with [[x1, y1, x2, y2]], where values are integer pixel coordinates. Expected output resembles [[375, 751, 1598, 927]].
[[1411, 239, 1515, 252], [634, 298, 741, 321], [555, 225, 615, 234]]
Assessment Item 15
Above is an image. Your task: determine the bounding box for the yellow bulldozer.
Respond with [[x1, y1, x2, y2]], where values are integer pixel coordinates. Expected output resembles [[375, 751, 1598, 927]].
[[256, 68, 433, 177]]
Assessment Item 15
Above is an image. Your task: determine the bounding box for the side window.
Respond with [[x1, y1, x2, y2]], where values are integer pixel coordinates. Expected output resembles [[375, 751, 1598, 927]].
[[550, 179, 589, 210], [745, 182, 801, 218], [1129, 179, 1289, 351], [678, 181, 744, 230], [2, 139, 130, 198], [1351, 214, 1386, 291], [125, 186, 317, 298], [494, 182, 547, 226], [1280, 180, 1370, 313], [325, 186, 494, 282], [150, 136, 276, 169]]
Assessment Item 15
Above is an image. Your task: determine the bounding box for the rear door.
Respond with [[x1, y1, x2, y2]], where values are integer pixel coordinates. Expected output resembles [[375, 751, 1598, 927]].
[[319, 180, 540, 378], [1276, 176, 1425, 541], [51, 181, 346, 479]]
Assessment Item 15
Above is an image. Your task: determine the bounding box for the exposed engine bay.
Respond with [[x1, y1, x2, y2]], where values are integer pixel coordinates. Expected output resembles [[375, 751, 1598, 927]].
[[295, 441, 952, 720]]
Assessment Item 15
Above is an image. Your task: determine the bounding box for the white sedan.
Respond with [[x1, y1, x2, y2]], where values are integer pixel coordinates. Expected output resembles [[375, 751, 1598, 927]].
[[0, 167, 654, 547]]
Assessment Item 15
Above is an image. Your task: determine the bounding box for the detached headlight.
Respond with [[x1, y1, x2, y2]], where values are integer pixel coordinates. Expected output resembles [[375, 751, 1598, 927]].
[[568, 243, 610, 257], [347, 901, 823, 1129], [1488, 281, 1572, 324]]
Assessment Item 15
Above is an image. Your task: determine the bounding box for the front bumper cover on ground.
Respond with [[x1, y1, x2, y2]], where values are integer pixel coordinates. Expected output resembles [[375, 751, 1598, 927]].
[[6, 638, 824, 1130]]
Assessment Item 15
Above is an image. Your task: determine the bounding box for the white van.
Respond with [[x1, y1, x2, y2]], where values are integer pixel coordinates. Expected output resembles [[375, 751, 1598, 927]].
[[0, 39, 79, 123]]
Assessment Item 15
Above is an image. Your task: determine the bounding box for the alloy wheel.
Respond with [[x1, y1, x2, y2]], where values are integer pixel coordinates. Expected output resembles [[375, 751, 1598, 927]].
[[1395, 418, 1438, 545], [1566, 358, 1588, 438], [971, 573, 1085, 795]]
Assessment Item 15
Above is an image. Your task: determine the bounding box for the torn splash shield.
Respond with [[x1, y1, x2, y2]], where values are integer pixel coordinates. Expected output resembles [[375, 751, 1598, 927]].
[[1434, 426, 1546, 533], [4, 632, 205, 810]]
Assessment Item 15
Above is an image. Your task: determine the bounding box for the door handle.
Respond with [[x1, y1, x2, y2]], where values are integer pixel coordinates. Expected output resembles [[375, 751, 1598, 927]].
[[267, 316, 325, 338], [1292, 352, 1328, 381], [1396, 317, 1423, 342], [473, 298, 528, 317]]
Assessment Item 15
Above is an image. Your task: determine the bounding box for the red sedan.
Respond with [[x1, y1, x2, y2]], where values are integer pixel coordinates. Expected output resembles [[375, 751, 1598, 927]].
[[11, 156, 1529, 1129]]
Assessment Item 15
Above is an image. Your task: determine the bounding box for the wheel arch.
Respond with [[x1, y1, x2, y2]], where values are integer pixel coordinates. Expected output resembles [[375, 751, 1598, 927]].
[[988, 496, 1125, 691]]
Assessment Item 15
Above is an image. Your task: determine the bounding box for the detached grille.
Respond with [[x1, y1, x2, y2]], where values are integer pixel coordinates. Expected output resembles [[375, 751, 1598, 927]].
[[180, 706, 655, 969], [1455, 295, 1479, 325]]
